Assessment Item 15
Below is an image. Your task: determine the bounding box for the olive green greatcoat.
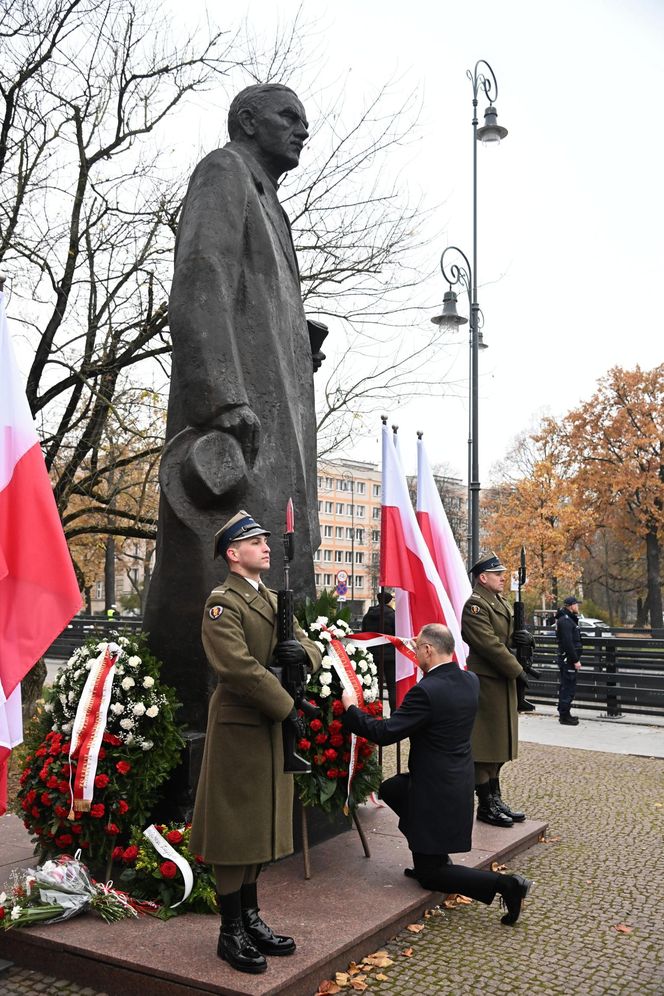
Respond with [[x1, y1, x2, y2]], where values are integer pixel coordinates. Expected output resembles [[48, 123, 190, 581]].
[[461, 582, 524, 763], [190, 571, 321, 865]]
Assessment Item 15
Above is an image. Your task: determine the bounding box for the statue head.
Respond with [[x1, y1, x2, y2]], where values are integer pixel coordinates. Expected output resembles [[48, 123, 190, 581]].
[[228, 84, 309, 180]]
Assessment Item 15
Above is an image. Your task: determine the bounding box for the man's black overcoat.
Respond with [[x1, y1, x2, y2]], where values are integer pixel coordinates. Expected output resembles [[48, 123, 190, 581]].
[[342, 663, 479, 854]]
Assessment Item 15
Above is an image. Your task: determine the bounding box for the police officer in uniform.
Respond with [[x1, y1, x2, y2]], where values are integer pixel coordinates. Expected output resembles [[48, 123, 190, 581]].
[[461, 553, 531, 828], [190, 510, 322, 974]]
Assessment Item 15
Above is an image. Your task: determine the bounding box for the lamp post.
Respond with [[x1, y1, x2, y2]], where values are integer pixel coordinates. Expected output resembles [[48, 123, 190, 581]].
[[431, 60, 507, 572], [342, 469, 355, 608]]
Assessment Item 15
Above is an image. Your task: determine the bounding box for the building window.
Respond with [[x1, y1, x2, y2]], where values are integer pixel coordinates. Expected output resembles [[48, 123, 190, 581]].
[[372, 483, 381, 497], [336, 502, 344, 514], [355, 552, 364, 564], [346, 528, 354, 539], [355, 528, 364, 543], [345, 503, 353, 515], [336, 526, 343, 538], [95, 582, 104, 600], [315, 573, 321, 585], [335, 550, 343, 562], [325, 476, 334, 489], [313, 550, 321, 562], [323, 550, 332, 562], [355, 505, 365, 518], [355, 482, 366, 494], [317, 476, 323, 488], [318, 501, 323, 512], [372, 507, 380, 519], [345, 551, 353, 563], [324, 501, 332, 513], [355, 575, 364, 588], [372, 530, 380, 542], [323, 573, 332, 586], [324, 525, 332, 537], [372, 552, 379, 564]]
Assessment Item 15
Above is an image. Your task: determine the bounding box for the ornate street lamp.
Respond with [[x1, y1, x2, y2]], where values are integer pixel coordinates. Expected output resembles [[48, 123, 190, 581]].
[[431, 60, 507, 572]]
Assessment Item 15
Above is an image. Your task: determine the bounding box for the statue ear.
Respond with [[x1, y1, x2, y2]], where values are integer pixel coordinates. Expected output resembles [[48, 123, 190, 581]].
[[237, 107, 256, 138]]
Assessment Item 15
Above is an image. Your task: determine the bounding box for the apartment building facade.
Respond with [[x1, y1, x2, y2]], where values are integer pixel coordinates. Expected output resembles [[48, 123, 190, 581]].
[[315, 457, 467, 620], [315, 458, 382, 619]]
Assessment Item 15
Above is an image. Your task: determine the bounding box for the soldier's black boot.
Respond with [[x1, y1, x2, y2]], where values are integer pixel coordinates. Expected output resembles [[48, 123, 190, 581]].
[[217, 891, 267, 974], [475, 782, 513, 827], [241, 883, 296, 956], [516, 674, 536, 712], [489, 776, 526, 823], [496, 872, 534, 925]]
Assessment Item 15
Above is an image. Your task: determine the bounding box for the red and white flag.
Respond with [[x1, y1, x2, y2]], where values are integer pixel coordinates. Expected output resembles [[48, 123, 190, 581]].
[[416, 436, 472, 626], [0, 289, 81, 813], [380, 423, 465, 705]]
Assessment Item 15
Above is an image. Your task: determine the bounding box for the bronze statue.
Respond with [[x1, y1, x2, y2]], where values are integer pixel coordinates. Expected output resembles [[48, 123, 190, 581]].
[[145, 85, 321, 729]]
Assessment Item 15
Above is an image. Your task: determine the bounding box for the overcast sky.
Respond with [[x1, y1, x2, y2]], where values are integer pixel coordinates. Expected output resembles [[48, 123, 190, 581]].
[[209, 0, 663, 482]]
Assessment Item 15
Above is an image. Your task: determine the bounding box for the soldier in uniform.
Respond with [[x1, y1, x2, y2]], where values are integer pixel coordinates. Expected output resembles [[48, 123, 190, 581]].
[[190, 510, 322, 974], [461, 553, 532, 828]]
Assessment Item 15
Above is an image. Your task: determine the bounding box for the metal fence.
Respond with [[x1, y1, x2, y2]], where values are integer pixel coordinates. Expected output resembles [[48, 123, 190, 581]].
[[47, 616, 143, 660], [529, 631, 664, 717], [47, 618, 664, 719]]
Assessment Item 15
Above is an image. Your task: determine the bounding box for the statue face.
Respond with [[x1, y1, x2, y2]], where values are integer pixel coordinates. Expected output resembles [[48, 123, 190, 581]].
[[250, 91, 309, 173]]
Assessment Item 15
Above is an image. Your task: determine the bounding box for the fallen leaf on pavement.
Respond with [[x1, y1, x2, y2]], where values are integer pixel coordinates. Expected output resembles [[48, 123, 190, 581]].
[[336, 972, 349, 986], [347, 963, 362, 976], [401, 947, 413, 957], [538, 834, 562, 843], [613, 924, 633, 934], [407, 923, 425, 933], [315, 982, 341, 995], [491, 861, 507, 872], [362, 952, 393, 968], [350, 981, 368, 992], [443, 893, 473, 907], [375, 974, 389, 981]]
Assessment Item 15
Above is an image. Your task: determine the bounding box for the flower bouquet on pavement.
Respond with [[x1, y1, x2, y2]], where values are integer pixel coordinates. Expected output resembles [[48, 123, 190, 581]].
[[0, 854, 136, 929], [295, 602, 383, 815], [116, 822, 218, 919]]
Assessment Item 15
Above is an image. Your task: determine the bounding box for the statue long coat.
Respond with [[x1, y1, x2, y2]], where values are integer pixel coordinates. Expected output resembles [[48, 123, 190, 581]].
[[461, 583, 523, 763], [190, 572, 321, 865], [144, 141, 320, 729]]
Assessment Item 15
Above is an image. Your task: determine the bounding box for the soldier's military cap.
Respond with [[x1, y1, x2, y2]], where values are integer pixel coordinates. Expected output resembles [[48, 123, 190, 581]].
[[470, 551, 507, 576], [214, 510, 270, 559]]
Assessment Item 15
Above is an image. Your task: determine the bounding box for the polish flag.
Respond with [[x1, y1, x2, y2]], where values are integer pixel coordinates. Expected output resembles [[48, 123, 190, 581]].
[[380, 423, 466, 705], [416, 436, 472, 625], [0, 289, 81, 813]]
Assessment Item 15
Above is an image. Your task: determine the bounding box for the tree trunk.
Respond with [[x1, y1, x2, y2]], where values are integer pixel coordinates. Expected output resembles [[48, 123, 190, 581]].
[[104, 536, 116, 612], [635, 594, 650, 628], [22, 658, 47, 724], [645, 529, 663, 630]]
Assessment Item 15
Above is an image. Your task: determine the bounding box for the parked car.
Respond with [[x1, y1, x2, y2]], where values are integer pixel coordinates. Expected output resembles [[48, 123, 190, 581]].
[[577, 616, 612, 633]]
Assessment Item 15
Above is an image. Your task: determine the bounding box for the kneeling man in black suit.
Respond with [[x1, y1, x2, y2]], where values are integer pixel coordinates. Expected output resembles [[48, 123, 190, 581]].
[[341, 623, 533, 925]]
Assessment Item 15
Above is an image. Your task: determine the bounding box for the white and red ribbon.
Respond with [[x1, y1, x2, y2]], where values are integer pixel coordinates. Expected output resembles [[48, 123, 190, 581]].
[[68, 644, 118, 817], [322, 627, 366, 816], [347, 632, 419, 668], [142, 824, 193, 907]]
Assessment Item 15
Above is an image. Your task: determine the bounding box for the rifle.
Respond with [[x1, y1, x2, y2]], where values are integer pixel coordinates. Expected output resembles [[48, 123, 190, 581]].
[[270, 499, 321, 774], [513, 546, 539, 680]]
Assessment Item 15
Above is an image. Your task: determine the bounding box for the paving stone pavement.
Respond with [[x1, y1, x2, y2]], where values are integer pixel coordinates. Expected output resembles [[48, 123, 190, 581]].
[[1, 739, 662, 995]]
